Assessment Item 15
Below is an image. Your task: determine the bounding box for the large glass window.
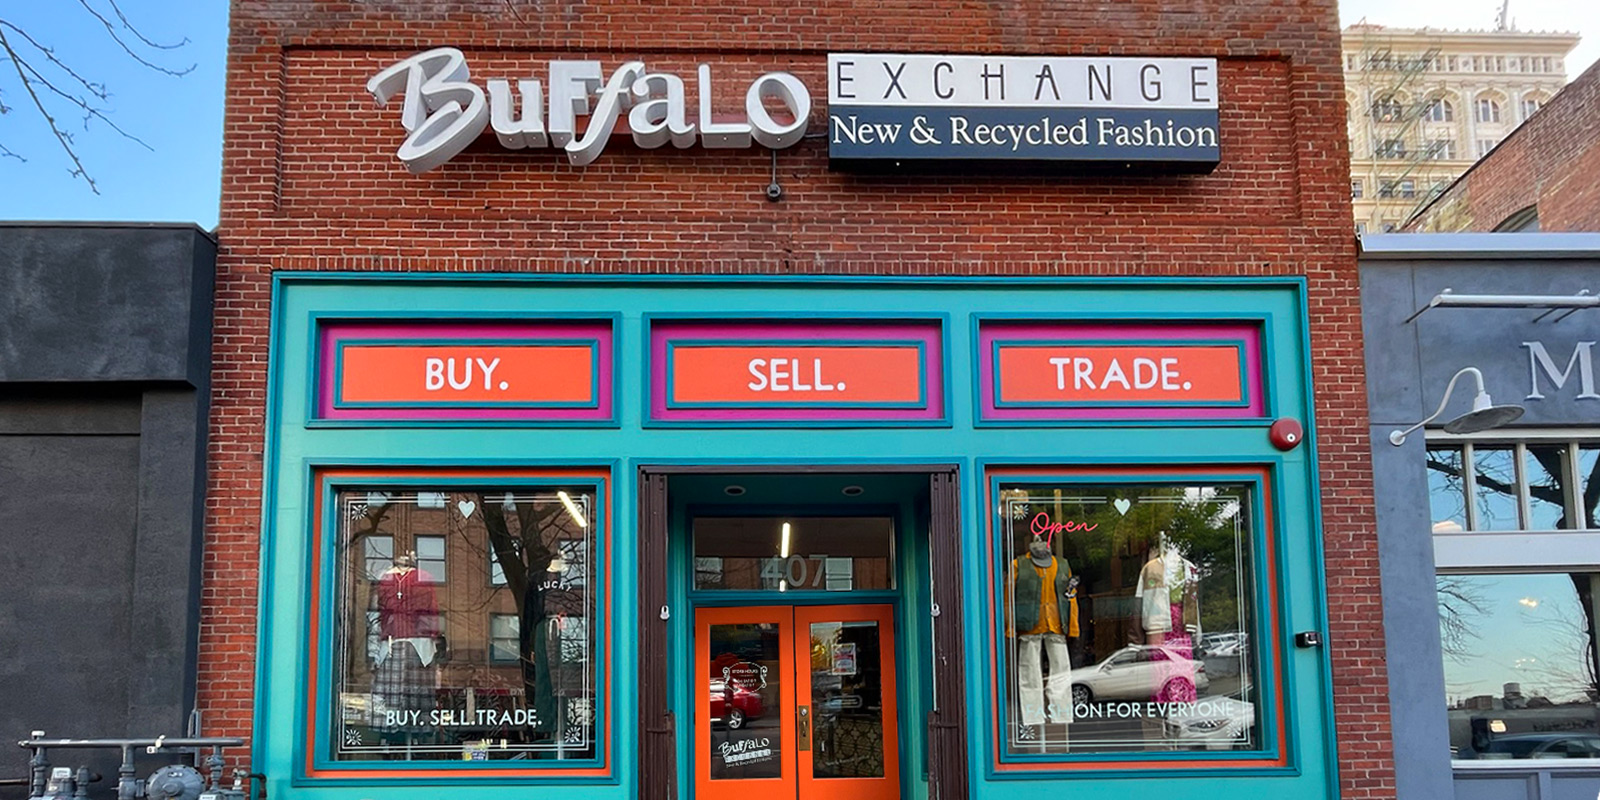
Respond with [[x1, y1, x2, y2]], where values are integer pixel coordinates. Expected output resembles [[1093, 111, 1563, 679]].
[[1440, 573, 1600, 760], [330, 486, 598, 762], [994, 481, 1260, 755]]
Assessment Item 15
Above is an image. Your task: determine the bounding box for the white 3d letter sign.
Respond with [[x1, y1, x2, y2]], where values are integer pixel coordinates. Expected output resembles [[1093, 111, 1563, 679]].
[[367, 48, 812, 173]]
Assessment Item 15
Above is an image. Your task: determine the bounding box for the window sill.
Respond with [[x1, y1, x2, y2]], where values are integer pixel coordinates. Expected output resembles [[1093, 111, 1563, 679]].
[[1453, 759, 1600, 773]]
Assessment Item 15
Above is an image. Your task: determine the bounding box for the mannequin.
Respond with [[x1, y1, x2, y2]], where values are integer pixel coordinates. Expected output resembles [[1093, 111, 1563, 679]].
[[1134, 532, 1198, 645], [374, 554, 441, 735], [1007, 538, 1080, 728], [1134, 533, 1201, 704]]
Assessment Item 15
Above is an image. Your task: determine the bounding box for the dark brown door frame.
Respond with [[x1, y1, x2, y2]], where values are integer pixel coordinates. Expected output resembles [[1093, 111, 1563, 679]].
[[636, 464, 969, 800]]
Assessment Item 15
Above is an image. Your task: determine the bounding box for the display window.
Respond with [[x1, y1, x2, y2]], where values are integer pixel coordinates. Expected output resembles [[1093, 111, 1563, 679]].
[[302, 467, 611, 779], [985, 466, 1287, 771]]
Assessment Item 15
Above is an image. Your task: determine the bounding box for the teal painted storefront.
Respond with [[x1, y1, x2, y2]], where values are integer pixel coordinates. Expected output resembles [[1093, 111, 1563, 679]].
[[255, 274, 1339, 799]]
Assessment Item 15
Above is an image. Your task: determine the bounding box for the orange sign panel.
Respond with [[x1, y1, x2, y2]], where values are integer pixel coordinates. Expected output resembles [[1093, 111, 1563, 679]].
[[339, 344, 595, 406], [671, 345, 925, 406], [997, 344, 1244, 406]]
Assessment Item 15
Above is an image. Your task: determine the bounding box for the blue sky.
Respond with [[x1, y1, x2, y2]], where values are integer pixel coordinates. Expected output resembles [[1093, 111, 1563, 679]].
[[0, 1, 1593, 231], [0, 0, 229, 228]]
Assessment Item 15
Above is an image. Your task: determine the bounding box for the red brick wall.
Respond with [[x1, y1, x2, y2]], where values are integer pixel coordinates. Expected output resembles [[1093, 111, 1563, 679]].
[[212, 1, 1385, 796], [1408, 59, 1600, 232]]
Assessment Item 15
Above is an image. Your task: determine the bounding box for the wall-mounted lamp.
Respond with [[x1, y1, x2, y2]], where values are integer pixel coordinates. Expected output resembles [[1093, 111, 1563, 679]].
[[1388, 366, 1525, 446]]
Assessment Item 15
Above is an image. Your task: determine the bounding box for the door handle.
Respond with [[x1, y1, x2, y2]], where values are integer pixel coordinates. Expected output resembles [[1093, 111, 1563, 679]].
[[797, 705, 811, 751]]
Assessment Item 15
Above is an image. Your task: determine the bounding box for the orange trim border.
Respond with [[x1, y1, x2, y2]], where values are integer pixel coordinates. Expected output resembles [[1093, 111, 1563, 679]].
[[300, 466, 614, 781], [982, 464, 1290, 773]]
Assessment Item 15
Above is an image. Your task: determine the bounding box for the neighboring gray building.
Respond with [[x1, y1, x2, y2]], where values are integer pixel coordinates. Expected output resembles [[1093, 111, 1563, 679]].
[[0, 223, 215, 793], [1362, 234, 1600, 800]]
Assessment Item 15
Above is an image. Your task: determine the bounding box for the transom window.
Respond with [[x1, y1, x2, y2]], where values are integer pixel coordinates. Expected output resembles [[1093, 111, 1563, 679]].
[[1427, 441, 1597, 532], [691, 516, 894, 592]]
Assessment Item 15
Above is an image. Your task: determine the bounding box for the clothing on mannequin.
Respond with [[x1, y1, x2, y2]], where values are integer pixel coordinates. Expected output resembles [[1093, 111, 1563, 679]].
[[374, 555, 440, 733], [1006, 539, 1079, 726], [1134, 533, 1198, 645]]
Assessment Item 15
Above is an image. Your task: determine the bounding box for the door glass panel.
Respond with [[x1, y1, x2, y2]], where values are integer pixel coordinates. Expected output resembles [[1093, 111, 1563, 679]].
[[708, 623, 784, 779], [806, 620, 885, 779], [693, 517, 894, 591]]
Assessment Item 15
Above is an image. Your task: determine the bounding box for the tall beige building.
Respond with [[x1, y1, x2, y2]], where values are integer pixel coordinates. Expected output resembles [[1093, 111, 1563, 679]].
[[1343, 24, 1578, 232]]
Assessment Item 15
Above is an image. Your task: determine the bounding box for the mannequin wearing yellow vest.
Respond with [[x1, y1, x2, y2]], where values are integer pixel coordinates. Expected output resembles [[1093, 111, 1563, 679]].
[[1006, 539, 1080, 727]]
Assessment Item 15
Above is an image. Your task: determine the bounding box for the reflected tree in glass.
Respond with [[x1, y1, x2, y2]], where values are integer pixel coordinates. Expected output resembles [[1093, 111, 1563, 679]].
[[1426, 445, 1600, 701]]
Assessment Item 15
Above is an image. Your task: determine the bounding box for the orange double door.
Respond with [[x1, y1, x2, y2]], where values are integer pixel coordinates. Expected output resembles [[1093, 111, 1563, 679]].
[[694, 604, 901, 800]]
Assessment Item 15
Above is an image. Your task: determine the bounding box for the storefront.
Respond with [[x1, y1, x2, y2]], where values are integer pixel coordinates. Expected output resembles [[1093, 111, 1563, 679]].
[[243, 275, 1347, 800], [1362, 234, 1600, 800], [212, 3, 1381, 798]]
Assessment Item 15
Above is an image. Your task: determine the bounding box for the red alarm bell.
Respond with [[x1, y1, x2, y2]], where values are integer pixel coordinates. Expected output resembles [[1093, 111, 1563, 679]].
[[1269, 418, 1304, 451]]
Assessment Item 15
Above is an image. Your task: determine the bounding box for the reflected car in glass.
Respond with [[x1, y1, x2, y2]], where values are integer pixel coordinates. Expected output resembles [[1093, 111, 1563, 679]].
[[709, 680, 766, 729], [1463, 733, 1600, 760], [1068, 644, 1210, 705], [1199, 632, 1248, 658], [1162, 695, 1255, 747]]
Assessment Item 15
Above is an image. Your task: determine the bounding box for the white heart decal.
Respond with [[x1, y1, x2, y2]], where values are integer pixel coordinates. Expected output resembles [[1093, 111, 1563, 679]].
[[1113, 498, 1132, 516], [457, 499, 477, 519]]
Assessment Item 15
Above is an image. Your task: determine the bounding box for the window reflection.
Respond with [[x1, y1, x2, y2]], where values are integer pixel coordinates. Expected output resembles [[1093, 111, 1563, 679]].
[[708, 623, 782, 780], [995, 482, 1260, 755], [1427, 448, 1468, 532], [1472, 447, 1521, 531], [1441, 573, 1600, 760], [1524, 445, 1572, 530], [1581, 447, 1600, 529], [1425, 442, 1600, 533], [692, 517, 893, 592], [331, 487, 598, 762]]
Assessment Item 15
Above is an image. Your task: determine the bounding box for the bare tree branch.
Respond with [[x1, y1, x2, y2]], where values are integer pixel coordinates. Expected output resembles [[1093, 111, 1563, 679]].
[[71, 0, 194, 77], [103, 0, 189, 52], [11, 48, 152, 149], [0, 25, 97, 193], [0, 2, 192, 190], [0, 20, 112, 104]]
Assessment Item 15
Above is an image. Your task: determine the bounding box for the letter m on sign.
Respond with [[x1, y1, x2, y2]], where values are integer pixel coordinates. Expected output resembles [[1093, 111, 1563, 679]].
[[1523, 341, 1600, 400]]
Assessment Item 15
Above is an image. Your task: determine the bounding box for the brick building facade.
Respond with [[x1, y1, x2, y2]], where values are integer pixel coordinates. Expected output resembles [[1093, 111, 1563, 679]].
[[210, 2, 1387, 798], [1407, 59, 1600, 232]]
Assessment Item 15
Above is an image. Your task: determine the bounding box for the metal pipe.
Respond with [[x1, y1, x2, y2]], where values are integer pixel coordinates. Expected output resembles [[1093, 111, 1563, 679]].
[[18, 737, 244, 749], [1404, 290, 1598, 323]]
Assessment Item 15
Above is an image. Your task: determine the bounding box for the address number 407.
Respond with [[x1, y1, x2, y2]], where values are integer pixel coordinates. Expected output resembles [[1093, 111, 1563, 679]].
[[760, 555, 829, 589]]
